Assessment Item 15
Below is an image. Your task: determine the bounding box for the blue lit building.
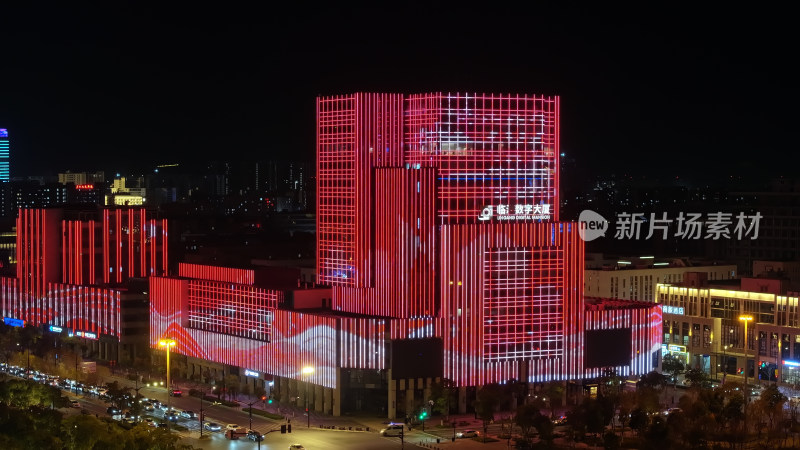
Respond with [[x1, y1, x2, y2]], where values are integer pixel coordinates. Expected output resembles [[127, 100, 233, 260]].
[[0, 129, 8, 182]]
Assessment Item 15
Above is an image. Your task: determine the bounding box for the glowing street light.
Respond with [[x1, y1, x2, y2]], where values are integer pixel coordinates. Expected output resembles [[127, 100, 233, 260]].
[[302, 366, 314, 428], [739, 315, 753, 435], [159, 338, 177, 428]]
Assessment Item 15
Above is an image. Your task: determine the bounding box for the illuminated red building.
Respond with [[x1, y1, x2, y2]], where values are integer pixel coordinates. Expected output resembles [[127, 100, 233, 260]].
[[149, 93, 661, 418], [1, 207, 167, 364]]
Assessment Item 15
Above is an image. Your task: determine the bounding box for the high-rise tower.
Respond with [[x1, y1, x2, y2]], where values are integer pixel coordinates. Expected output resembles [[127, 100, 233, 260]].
[[0, 128, 9, 181]]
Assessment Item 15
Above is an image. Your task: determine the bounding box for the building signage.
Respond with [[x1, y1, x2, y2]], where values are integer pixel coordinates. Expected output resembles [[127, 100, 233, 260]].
[[668, 345, 685, 352], [3, 317, 24, 327], [75, 184, 94, 190], [662, 305, 685, 315], [244, 369, 259, 378], [783, 360, 800, 368], [49, 325, 63, 333], [74, 330, 98, 340], [478, 204, 552, 221]]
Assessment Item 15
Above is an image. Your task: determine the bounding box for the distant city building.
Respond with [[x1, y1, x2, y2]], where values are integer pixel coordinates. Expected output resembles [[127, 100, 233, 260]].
[[658, 270, 800, 386], [58, 171, 105, 185], [0, 128, 9, 181], [106, 177, 146, 206], [585, 254, 737, 301]]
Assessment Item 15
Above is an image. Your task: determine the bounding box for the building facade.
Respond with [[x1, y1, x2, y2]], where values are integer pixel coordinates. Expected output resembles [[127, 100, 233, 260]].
[[1, 207, 168, 364], [149, 92, 661, 418], [658, 277, 800, 385], [585, 260, 737, 301]]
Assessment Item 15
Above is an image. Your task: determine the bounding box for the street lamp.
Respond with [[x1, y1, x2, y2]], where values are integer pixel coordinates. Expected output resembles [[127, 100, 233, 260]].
[[722, 344, 729, 383], [159, 338, 176, 428], [302, 366, 314, 428], [739, 314, 753, 435]]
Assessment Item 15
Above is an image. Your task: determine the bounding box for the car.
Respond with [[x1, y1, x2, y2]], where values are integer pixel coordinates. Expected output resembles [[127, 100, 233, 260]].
[[106, 406, 121, 416], [203, 422, 222, 431], [70, 400, 81, 408], [144, 418, 156, 427], [180, 410, 196, 419], [380, 424, 405, 437], [166, 411, 180, 422], [143, 402, 154, 412], [169, 389, 182, 397], [457, 430, 479, 438], [664, 407, 682, 415], [288, 445, 305, 450], [247, 430, 264, 441], [552, 415, 567, 425], [159, 403, 170, 411], [226, 424, 241, 431]]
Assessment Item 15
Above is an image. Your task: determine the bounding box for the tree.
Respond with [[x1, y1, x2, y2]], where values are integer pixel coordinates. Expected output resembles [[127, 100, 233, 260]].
[[661, 354, 685, 403], [684, 368, 711, 391], [224, 374, 240, 401], [755, 384, 787, 434], [516, 403, 540, 440], [637, 371, 667, 391], [430, 378, 455, 419], [474, 383, 504, 442]]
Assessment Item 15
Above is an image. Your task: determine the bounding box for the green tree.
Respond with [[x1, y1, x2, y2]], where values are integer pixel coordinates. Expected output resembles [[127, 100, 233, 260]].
[[755, 384, 787, 433], [661, 354, 685, 403], [516, 403, 540, 440], [429, 378, 453, 419], [474, 383, 504, 442]]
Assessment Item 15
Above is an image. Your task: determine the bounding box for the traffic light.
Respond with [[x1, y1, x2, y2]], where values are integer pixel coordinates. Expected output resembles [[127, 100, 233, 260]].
[[418, 411, 428, 421]]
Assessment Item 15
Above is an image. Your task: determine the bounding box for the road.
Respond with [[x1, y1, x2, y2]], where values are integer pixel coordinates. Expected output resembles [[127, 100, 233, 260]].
[[66, 383, 428, 449]]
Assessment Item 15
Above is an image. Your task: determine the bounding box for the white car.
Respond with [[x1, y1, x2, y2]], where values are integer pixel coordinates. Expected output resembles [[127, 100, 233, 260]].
[[380, 424, 404, 437]]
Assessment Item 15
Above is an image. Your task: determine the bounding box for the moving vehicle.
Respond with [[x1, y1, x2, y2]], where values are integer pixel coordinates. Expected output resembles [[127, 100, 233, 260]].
[[169, 389, 182, 397], [226, 424, 242, 431], [288, 445, 305, 450], [180, 410, 196, 419], [70, 400, 81, 408], [247, 429, 264, 441], [106, 406, 121, 416], [380, 424, 404, 437], [457, 430, 479, 438], [203, 422, 222, 431]]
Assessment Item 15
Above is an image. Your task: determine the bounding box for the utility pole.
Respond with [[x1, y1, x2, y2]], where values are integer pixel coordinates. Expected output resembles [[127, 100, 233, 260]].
[[247, 400, 258, 430]]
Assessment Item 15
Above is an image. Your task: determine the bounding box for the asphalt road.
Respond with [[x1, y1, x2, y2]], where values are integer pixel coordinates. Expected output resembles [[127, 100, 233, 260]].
[[64, 383, 427, 449]]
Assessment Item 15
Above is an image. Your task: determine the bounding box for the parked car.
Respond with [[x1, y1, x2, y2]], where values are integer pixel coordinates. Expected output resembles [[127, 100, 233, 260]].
[[180, 410, 196, 419], [144, 418, 156, 427], [457, 430, 479, 438], [106, 406, 121, 416], [143, 402, 154, 412], [203, 422, 222, 431]]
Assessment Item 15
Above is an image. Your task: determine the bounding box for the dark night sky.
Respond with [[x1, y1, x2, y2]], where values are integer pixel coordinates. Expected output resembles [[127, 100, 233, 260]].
[[0, 4, 796, 183]]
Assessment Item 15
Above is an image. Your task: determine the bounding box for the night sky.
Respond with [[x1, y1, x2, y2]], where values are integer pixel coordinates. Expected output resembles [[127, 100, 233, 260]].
[[1, 4, 796, 183]]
